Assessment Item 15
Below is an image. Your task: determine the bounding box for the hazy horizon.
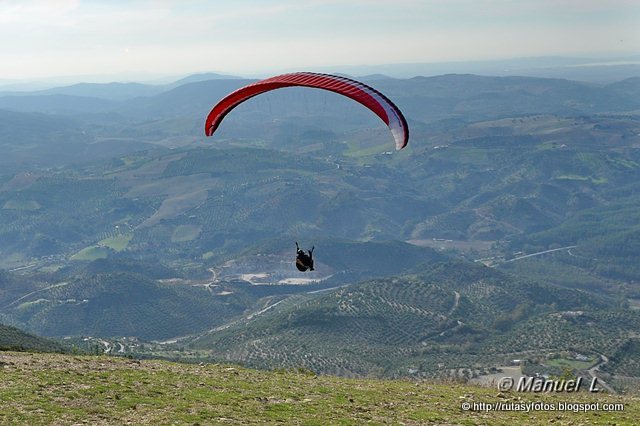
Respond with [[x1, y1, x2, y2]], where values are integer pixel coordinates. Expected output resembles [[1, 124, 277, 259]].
[[1, 0, 638, 83], [1, 54, 639, 90]]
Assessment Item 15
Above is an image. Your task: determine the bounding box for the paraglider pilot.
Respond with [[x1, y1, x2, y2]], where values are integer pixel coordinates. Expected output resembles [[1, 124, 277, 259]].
[[295, 242, 314, 272]]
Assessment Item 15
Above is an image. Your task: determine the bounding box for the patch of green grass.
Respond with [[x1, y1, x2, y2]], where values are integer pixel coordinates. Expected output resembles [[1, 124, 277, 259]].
[[432, 147, 506, 166], [16, 299, 49, 310], [343, 140, 389, 158], [70, 234, 132, 261], [100, 233, 133, 251], [70, 246, 111, 261], [1, 352, 638, 425], [546, 357, 598, 370], [38, 264, 64, 273]]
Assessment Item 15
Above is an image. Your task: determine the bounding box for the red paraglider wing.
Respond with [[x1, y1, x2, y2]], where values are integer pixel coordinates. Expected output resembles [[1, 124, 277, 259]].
[[204, 72, 409, 150]]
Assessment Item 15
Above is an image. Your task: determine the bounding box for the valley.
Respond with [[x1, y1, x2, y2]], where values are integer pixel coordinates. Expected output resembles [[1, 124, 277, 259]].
[[1, 73, 640, 395]]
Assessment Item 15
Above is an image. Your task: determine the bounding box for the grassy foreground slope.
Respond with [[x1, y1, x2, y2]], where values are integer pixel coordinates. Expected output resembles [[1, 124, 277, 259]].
[[0, 351, 637, 425]]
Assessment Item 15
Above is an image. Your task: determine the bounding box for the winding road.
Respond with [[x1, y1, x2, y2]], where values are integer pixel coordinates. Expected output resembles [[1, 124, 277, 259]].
[[588, 354, 615, 394]]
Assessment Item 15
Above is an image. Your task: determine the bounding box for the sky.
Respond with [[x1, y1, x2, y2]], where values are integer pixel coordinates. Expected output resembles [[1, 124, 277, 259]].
[[0, 0, 639, 82]]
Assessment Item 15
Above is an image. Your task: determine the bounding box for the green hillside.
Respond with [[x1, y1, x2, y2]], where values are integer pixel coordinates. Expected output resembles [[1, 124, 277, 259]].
[[1, 271, 256, 340], [186, 262, 626, 379], [0, 241, 442, 341], [0, 351, 637, 425], [0, 324, 65, 353], [2, 110, 639, 284]]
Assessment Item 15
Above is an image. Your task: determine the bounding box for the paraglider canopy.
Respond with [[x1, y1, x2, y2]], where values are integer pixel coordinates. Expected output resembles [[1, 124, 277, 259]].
[[205, 72, 409, 150]]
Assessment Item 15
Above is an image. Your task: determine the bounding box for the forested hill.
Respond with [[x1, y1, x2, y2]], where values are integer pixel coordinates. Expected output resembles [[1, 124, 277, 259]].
[[0, 323, 65, 353], [186, 261, 629, 378]]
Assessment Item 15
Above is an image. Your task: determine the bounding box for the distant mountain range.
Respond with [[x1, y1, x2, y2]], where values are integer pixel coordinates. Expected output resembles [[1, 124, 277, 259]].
[[313, 55, 640, 83], [2, 73, 639, 116], [0, 73, 638, 174], [0, 71, 240, 94], [0, 72, 241, 101], [1, 55, 638, 91]]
